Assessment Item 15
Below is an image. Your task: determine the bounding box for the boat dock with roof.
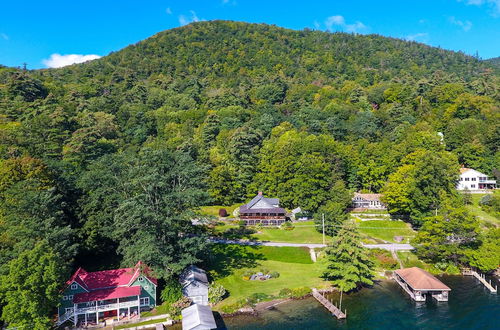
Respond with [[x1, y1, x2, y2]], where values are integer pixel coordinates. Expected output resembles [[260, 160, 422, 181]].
[[394, 267, 451, 302]]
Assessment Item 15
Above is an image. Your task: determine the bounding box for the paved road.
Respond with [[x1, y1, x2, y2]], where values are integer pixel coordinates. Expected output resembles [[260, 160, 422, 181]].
[[210, 238, 414, 250]]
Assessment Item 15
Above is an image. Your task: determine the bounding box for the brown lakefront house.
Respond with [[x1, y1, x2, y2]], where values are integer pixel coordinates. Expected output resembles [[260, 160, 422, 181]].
[[239, 192, 286, 226]]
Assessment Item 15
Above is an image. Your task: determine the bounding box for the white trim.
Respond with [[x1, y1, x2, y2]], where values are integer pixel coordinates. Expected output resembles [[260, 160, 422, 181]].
[[71, 283, 78, 290], [140, 297, 150, 306]]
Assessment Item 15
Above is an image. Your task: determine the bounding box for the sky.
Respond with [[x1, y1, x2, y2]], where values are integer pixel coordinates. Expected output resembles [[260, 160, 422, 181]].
[[0, 0, 499, 69]]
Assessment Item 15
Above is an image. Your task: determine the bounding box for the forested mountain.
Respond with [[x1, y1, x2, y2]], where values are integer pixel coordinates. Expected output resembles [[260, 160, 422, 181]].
[[0, 20, 499, 326]]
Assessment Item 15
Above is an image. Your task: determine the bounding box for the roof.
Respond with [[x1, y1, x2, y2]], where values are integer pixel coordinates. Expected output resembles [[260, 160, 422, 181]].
[[65, 261, 157, 292], [181, 304, 217, 330], [239, 205, 286, 214], [394, 267, 451, 291], [73, 286, 141, 303], [353, 192, 383, 201], [181, 266, 209, 287], [459, 167, 471, 174], [243, 192, 280, 210]]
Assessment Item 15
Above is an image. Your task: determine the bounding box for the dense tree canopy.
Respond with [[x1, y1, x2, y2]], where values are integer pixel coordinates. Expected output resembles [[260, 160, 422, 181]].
[[0, 20, 498, 325]]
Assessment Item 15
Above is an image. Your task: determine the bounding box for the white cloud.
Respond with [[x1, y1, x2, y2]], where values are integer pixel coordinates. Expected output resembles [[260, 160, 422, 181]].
[[405, 33, 429, 42], [1, 33, 8, 40], [324, 15, 367, 33], [459, 0, 500, 16], [449, 16, 473, 31], [418, 19, 428, 24], [313, 20, 320, 29], [42, 53, 101, 68], [166, 7, 172, 15], [178, 10, 202, 26]]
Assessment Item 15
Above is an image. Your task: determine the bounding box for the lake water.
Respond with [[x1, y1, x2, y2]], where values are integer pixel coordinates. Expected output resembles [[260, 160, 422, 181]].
[[221, 276, 499, 330]]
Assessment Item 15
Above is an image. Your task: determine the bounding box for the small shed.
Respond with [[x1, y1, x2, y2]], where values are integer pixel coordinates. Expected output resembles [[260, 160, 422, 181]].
[[180, 265, 209, 305], [181, 304, 217, 330], [394, 267, 451, 301]]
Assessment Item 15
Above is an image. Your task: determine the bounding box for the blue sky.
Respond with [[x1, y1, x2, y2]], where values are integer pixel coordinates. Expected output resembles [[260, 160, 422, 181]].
[[0, 0, 499, 69]]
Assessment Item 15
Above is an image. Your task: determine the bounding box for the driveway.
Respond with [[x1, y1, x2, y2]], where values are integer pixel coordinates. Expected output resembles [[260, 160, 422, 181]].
[[210, 238, 414, 250]]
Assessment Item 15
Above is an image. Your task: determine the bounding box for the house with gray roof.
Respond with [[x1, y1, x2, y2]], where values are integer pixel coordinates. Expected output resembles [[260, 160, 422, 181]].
[[180, 266, 209, 305], [239, 191, 286, 226]]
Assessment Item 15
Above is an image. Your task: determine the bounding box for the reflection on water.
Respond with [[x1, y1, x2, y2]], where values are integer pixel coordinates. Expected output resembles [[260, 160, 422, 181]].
[[223, 276, 499, 330]]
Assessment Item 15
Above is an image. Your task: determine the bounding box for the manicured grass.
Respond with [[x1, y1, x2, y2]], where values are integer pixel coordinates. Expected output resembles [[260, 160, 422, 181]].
[[357, 220, 416, 243], [215, 221, 328, 244], [253, 222, 326, 244], [199, 204, 240, 218], [207, 244, 328, 307], [465, 193, 499, 227]]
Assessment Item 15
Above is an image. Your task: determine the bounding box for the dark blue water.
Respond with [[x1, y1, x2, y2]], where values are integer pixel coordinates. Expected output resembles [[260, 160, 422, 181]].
[[222, 276, 499, 330]]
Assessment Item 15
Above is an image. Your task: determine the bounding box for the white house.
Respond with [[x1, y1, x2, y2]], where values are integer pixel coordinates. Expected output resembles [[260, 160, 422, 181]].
[[351, 193, 386, 210], [457, 168, 497, 191]]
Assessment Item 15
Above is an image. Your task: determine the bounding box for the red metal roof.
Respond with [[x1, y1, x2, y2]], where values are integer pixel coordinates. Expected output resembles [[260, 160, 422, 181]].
[[395, 267, 451, 291], [65, 261, 157, 291], [73, 286, 141, 303]]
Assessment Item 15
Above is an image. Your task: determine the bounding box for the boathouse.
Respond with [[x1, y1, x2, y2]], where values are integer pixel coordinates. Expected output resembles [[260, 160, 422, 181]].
[[180, 265, 209, 305], [394, 267, 450, 301], [181, 303, 217, 330]]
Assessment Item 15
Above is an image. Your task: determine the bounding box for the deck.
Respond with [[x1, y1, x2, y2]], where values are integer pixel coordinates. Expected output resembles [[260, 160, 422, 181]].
[[463, 269, 498, 293], [311, 288, 346, 319]]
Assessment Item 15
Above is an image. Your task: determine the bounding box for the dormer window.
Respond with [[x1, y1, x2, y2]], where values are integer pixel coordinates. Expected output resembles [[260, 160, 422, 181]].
[[138, 276, 144, 282], [71, 283, 78, 290]]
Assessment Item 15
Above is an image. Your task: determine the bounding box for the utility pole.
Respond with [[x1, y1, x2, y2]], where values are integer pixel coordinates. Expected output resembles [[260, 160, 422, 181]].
[[322, 213, 325, 245]]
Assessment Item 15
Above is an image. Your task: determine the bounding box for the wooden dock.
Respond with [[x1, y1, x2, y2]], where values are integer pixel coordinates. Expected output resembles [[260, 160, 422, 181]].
[[311, 288, 346, 319], [463, 268, 498, 293]]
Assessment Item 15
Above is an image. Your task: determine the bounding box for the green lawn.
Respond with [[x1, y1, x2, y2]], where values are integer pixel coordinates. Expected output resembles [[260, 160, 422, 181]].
[[253, 222, 326, 243], [465, 193, 499, 228], [357, 220, 416, 243], [207, 244, 328, 307], [199, 204, 240, 218]]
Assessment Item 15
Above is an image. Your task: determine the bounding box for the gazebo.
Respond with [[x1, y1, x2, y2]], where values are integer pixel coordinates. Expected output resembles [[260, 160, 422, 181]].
[[394, 267, 451, 302]]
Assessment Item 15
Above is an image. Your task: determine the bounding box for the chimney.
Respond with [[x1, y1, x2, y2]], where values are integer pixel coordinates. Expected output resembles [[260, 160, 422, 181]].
[[258, 191, 263, 196]]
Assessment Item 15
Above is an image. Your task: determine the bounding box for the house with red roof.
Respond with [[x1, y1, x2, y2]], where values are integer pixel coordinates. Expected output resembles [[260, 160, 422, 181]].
[[57, 261, 157, 327]]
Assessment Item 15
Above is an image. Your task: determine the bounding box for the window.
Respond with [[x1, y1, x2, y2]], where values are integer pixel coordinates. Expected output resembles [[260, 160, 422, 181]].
[[471, 184, 476, 188], [63, 295, 68, 301], [140, 297, 150, 306], [465, 178, 470, 181], [138, 276, 144, 282], [65, 307, 73, 314], [471, 177, 476, 181], [71, 283, 78, 290], [460, 178, 463, 181], [68, 295, 73, 301]]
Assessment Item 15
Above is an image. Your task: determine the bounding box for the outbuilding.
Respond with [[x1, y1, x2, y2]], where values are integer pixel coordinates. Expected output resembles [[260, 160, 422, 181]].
[[181, 304, 217, 330], [394, 267, 451, 302], [180, 265, 209, 305]]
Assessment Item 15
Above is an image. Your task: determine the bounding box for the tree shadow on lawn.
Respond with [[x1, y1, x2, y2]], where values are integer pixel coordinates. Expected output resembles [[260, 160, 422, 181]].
[[204, 243, 265, 279]]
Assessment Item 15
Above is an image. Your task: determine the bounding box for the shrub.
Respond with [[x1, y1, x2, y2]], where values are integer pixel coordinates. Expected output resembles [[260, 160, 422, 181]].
[[209, 284, 227, 305], [259, 268, 270, 275], [160, 280, 182, 305], [169, 296, 192, 317], [281, 221, 294, 230], [480, 194, 493, 206], [238, 220, 246, 227], [279, 288, 292, 298], [219, 208, 228, 217], [220, 299, 247, 314], [289, 287, 311, 298], [270, 271, 280, 278], [242, 270, 254, 277], [247, 292, 271, 305]]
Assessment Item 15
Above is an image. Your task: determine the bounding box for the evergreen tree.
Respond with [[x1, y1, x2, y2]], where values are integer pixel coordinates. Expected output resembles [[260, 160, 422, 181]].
[[323, 222, 374, 292]]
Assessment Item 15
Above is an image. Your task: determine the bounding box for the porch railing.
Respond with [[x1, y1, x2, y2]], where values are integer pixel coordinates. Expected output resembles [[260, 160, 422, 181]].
[[75, 300, 139, 314]]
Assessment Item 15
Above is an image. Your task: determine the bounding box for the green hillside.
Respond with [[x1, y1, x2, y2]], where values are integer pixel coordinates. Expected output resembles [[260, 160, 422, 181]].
[[0, 21, 499, 325]]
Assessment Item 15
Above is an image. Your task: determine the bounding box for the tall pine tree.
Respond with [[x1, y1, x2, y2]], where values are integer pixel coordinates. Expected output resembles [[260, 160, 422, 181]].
[[324, 222, 374, 292]]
